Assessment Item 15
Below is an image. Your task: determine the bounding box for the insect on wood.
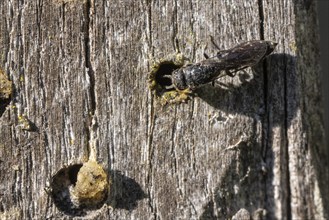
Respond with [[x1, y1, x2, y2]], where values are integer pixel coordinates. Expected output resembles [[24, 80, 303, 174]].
[[170, 40, 277, 91]]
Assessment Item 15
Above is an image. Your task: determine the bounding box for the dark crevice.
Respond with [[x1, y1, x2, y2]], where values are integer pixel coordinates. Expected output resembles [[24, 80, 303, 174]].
[[36, 0, 45, 114], [188, 1, 197, 61], [258, 0, 266, 122], [83, 0, 94, 159], [147, 111, 157, 219], [258, 0, 265, 40], [84, 0, 95, 115], [258, 0, 268, 162], [172, 0, 179, 52], [258, 1, 292, 218], [146, 1, 156, 218], [258, 0, 270, 217], [283, 57, 292, 220], [147, 0, 153, 57]]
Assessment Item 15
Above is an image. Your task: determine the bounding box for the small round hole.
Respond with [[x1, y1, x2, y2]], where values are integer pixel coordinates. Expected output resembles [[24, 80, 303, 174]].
[[154, 63, 181, 88]]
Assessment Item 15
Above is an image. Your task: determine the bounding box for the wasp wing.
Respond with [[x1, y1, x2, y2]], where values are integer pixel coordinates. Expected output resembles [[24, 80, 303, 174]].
[[218, 41, 273, 70]]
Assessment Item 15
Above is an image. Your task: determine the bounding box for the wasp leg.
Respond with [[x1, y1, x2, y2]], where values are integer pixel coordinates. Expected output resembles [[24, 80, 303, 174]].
[[226, 66, 249, 77], [174, 88, 193, 103], [212, 80, 235, 90], [210, 35, 221, 50], [225, 70, 236, 77], [161, 88, 193, 105], [234, 66, 248, 72]]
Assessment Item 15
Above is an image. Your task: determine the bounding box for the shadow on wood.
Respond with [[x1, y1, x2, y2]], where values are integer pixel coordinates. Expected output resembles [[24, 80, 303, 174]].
[[109, 170, 147, 211]]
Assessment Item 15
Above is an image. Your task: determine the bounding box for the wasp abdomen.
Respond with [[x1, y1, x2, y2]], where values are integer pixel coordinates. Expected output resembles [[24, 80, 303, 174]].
[[172, 61, 225, 90]]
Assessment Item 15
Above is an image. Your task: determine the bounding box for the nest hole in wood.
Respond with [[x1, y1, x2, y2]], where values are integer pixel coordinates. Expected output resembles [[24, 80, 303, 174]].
[[148, 53, 191, 104], [155, 63, 180, 88], [48, 161, 109, 217], [150, 61, 182, 95], [148, 53, 189, 94]]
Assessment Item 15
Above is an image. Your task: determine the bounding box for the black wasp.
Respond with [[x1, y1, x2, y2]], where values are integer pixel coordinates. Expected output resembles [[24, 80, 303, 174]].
[[169, 40, 277, 91]]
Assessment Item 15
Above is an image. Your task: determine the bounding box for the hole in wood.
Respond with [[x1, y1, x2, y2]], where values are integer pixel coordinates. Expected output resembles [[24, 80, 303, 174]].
[[154, 62, 181, 89], [148, 53, 192, 105], [48, 161, 109, 216]]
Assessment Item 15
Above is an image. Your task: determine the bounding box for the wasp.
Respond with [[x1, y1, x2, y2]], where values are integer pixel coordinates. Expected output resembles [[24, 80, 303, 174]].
[[170, 40, 277, 91]]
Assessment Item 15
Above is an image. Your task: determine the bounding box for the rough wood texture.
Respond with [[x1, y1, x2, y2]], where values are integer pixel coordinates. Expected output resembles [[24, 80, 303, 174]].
[[0, 0, 327, 219]]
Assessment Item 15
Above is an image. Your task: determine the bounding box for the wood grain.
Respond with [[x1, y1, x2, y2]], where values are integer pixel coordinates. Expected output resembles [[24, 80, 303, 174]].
[[0, 0, 327, 219]]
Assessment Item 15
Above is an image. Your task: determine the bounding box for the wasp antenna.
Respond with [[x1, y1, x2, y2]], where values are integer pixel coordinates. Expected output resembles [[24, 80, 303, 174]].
[[162, 75, 172, 80], [165, 85, 175, 90]]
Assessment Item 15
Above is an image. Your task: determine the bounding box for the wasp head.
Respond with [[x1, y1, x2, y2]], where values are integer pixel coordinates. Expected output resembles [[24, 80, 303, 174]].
[[171, 68, 188, 91]]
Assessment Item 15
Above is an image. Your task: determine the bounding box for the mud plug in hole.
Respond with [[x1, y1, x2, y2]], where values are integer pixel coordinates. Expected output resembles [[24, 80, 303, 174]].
[[47, 161, 109, 216]]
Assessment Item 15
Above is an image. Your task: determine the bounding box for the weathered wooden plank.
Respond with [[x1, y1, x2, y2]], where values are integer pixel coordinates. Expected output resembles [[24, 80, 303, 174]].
[[263, 1, 328, 219], [0, 0, 327, 219], [1, 0, 93, 219], [143, 1, 267, 219], [89, 0, 153, 218]]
